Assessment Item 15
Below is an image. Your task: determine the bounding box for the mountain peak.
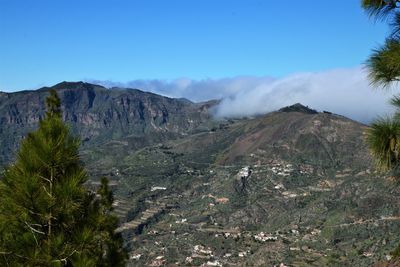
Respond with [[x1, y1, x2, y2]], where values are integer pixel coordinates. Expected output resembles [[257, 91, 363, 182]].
[[41, 81, 107, 92], [279, 103, 318, 114]]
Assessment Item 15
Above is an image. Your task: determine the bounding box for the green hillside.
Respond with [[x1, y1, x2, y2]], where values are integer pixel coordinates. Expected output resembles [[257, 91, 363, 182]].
[[1, 84, 398, 266]]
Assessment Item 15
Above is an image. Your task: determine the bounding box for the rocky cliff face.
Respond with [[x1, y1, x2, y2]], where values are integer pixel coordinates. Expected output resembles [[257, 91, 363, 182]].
[[1, 87, 397, 266], [0, 81, 215, 166]]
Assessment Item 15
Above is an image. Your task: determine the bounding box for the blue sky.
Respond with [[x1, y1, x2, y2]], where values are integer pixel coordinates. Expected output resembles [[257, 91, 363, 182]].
[[0, 0, 389, 91]]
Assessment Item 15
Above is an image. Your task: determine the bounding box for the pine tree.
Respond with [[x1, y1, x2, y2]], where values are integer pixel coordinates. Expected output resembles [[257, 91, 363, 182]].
[[362, 0, 400, 173], [0, 90, 127, 266], [362, 1, 400, 263], [362, 0, 400, 87]]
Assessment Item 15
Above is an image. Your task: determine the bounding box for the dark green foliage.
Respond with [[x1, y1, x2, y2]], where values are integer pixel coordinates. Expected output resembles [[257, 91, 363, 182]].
[[98, 177, 114, 210], [363, 2, 400, 262], [362, 1, 400, 173], [0, 90, 127, 266], [367, 39, 400, 87], [392, 242, 400, 258], [362, 0, 400, 87], [362, 0, 399, 21], [366, 116, 400, 171], [95, 178, 127, 267], [46, 90, 62, 117], [279, 103, 318, 114]]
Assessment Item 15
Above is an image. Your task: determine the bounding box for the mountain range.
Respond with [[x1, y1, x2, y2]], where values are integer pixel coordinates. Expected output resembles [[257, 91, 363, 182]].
[[1, 82, 399, 266], [0, 81, 216, 166]]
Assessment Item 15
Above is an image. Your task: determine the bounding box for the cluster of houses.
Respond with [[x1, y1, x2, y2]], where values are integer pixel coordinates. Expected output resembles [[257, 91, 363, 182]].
[[270, 163, 293, 176]]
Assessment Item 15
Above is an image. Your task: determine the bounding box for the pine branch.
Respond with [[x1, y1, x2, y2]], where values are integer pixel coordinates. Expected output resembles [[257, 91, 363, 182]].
[[25, 221, 43, 247], [42, 186, 52, 198], [39, 175, 51, 184], [24, 221, 45, 235], [51, 249, 78, 265]]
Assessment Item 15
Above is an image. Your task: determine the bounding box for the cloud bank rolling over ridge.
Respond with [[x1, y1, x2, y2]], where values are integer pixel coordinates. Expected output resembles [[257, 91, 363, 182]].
[[90, 67, 400, 124]]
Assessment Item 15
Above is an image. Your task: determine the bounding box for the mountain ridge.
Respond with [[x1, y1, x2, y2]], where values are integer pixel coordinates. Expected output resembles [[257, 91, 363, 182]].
[[0, 81, 351, 168], [2, 81, 396, 266], [84, 102, 396, 267], [0, 81, 217, 166]]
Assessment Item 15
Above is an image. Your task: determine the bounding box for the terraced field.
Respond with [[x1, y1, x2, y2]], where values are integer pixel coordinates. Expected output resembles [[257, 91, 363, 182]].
[[78, 107, 400, 266], [2, 85, 399, 266]]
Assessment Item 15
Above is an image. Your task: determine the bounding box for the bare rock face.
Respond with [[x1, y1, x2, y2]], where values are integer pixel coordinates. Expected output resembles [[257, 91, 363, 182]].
[[0, 81, 216, 165]]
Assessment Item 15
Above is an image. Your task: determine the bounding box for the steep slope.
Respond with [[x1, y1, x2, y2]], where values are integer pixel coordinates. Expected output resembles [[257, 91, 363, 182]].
[[103, 105, 400, 266], [0, 81, 216, 166], [218, 108, 370, 169], [1, 85, 397, 266]]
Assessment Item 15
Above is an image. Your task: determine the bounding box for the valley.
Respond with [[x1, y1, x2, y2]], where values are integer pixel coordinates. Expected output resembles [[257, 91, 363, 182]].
[[1, 83, 399, 266]]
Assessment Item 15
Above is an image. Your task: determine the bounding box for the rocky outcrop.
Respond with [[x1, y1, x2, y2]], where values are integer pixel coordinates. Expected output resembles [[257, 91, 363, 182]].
[[0, 81, 216, 166]]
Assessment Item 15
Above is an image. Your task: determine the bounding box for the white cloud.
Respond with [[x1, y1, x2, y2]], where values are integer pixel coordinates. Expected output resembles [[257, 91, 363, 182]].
[[90, 66, 400, 124], [90, 76, 275, 103]]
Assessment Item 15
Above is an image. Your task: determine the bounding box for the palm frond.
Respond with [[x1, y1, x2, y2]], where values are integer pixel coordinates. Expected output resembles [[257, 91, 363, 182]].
[[362, 0, 400, 21], [366, 116, 400, 171], [366, 38, 400, 87], [390, 95, 400, 110], [390, 11, 400, 38]]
